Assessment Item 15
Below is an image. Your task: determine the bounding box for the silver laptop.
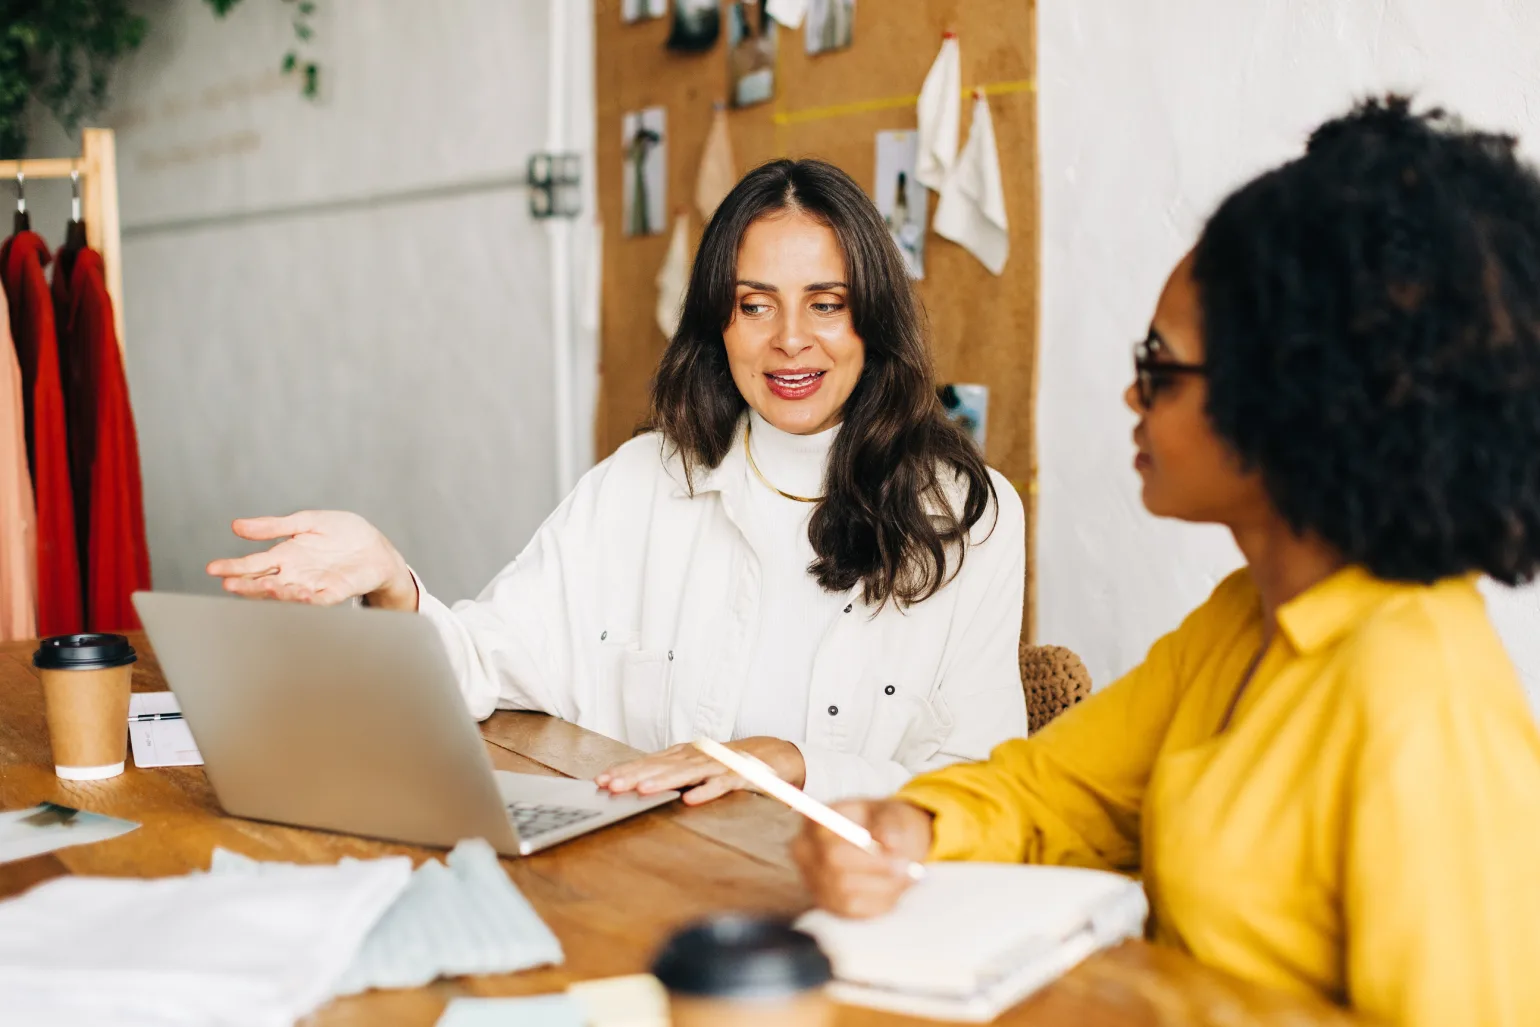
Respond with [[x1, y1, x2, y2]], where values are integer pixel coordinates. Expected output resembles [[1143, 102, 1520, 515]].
[[131, 592, 678, 856]]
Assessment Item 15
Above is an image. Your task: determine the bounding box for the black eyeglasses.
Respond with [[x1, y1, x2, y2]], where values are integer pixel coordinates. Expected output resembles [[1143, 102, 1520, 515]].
[[1133, 331, 1207, 407]]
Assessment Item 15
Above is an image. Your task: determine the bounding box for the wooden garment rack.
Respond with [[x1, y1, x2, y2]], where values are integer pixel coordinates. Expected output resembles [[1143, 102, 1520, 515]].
[[0, 128, 125, 351]]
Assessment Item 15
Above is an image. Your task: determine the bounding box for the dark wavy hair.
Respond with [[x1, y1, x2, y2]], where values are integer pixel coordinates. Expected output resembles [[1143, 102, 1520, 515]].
[[647, 158, 996, 605], [1193, 95, 1540, 584]]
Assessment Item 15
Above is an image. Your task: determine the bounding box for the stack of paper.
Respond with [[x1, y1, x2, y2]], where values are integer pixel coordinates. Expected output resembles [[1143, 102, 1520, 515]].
[[0, 855, 411, 1027], [213, 838, 563, 995]]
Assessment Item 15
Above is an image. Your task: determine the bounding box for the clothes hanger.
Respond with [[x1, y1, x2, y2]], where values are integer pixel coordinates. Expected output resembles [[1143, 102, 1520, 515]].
[[13, 168, 28, 233], [64, 166, 87, 252], [54, 165, 88, 284]]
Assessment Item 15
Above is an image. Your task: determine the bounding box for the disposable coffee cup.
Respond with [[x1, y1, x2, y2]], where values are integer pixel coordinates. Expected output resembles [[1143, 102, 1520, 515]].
[[34, 634, 137, 780], [651, 915, 834, 1027]]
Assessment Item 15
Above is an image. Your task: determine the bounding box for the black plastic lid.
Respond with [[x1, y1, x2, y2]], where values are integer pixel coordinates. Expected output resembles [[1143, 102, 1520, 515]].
[[651, 915, 832, 999], [33, 634, 138, 671]]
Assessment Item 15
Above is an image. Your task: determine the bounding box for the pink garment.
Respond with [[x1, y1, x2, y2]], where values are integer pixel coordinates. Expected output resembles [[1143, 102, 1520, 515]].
[[0, 284, 37, 641]]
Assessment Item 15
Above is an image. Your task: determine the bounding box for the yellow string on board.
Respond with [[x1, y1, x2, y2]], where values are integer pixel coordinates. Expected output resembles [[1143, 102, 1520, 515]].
[[772, 78, 1034, 128]]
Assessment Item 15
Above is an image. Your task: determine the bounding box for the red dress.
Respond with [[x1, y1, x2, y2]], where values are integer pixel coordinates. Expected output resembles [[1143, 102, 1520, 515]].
[[1, 231, 82, 636], [53, 244, 150, 632]]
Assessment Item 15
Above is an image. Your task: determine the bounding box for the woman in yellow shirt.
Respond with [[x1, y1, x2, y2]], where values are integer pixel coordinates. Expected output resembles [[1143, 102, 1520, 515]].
[[793, 96, 1540, 1026]]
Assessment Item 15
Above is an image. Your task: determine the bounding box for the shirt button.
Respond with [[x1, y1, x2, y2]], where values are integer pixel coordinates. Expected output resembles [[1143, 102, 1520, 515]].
[[600, 630, 607, 641], [828, 705, 839, 716], [884, 685, 895, 695], [843, 604, 853, 613], [668, 651, 675, 661]]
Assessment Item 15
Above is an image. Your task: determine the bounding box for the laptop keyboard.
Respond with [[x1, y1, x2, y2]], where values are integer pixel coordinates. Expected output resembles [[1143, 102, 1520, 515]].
[[506, 801, 603, 840]]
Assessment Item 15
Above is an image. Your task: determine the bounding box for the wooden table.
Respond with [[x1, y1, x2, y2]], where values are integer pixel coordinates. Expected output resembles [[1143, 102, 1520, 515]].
[[0, 637, 1362, 1027]]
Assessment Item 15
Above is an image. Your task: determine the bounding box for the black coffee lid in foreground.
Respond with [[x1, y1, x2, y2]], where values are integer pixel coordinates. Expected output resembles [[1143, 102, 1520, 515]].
[[33, 634, 137, 671], [651, 915, 832, 999]]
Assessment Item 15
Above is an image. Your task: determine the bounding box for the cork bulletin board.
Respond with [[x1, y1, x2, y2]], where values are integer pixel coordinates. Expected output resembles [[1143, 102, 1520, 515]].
[[593, 0, 1039, 637]]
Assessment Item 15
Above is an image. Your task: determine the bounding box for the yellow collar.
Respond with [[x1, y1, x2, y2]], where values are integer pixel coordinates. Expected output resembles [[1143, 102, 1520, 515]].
[[1273, 565, 1457, 655]]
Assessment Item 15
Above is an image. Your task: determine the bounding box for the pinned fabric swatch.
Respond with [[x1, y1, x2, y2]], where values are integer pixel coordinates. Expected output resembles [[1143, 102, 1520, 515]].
[[916, 33, 961, 192], [213, 838, 562, 997], [656, 214, 691, 339], [935, 94, 1009, 275], [766, 0, 809, 28], [695, 106, 738, 222]]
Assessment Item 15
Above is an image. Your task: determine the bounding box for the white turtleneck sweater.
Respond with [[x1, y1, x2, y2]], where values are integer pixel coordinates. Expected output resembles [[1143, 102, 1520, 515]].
[[731, 410, 850, 745]]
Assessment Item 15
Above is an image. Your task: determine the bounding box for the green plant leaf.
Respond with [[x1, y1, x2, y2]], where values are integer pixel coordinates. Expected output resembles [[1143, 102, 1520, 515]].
[[0, 1, 149, 156], [0, 0, 320, 156]]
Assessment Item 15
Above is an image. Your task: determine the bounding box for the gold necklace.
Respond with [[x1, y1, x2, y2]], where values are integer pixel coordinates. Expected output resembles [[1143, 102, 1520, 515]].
[[744, 419, 824, 503]]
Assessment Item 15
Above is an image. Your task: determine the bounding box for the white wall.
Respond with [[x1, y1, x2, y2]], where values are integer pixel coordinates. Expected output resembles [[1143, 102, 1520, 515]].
[[1037, 0, 1540, 711], [25, 0, 598, 604]]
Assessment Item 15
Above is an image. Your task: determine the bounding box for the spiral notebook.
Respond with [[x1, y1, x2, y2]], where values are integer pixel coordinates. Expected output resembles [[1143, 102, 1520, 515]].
[[795, 862, 1148, 1022]]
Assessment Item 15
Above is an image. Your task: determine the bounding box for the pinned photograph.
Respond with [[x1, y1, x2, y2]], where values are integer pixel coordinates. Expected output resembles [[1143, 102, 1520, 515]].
[[622, 107, 667, 237], [875, 130, 927, 279], [727, 1, 778, 109], [938, 384, 989, 451], [622, 0, 668, 23], [806, 0, 854, 56], [667, 0, 721, 52]]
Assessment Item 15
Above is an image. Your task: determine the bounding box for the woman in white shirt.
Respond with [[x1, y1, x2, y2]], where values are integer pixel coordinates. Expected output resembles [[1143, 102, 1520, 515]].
[[207, 159, 1027, 803]]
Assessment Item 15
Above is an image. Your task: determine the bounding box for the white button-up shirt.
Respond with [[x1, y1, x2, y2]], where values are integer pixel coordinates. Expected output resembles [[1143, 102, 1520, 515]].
[[416, 419, 1028, 800]]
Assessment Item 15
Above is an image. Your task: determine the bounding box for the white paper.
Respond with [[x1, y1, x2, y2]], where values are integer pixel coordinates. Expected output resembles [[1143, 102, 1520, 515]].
[[728, 6, 778, 108], [934, 95, 1010, 275], [916, 35, 961, 192], [766, 0, 809, 28], [875, 129, 927, 279], [656, 214, 690, 340], [0, 803, 139, 865], [805, 0, 854, 55], [623, 107, 667, 237], [128, 692, 203, 768]]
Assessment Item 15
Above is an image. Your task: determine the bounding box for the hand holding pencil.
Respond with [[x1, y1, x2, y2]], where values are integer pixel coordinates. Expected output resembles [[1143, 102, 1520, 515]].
[[692, 737, 936, 919]]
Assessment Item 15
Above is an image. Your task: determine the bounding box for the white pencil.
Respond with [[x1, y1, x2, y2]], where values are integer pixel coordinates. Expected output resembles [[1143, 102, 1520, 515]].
[[692, 736, 927, 882]]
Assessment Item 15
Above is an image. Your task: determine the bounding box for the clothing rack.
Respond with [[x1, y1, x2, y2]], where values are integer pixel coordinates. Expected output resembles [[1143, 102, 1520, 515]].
[[0, 128, 125, 351]]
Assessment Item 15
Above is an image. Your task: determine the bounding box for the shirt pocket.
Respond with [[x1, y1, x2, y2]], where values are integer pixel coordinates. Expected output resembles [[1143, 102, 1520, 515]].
[[599, 635, 672, 753], [860, 684, 955, 768]]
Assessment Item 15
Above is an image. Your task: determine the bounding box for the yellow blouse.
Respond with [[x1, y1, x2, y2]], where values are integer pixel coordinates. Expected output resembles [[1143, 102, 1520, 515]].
[[899, 567, 1540, 1026]]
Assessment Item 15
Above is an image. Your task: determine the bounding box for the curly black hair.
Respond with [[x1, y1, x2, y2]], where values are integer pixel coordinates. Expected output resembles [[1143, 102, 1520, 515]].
[[1192, 95, 1540, 585]]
